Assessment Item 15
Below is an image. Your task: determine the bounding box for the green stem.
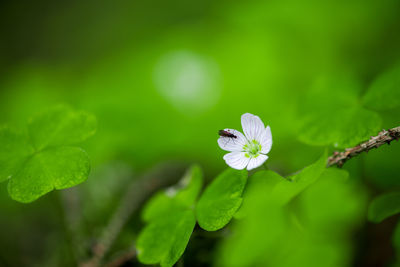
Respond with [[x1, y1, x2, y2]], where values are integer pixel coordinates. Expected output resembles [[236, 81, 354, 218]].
[[262, 162, 269, 170]]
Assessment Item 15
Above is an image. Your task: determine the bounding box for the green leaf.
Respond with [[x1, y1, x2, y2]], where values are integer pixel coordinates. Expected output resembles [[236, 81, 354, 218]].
[[363, 65, 400, 110], [0, 127, 34, 182], [0, 106, 96, 203], [219, 161, 364, 267], [299, 107, 382, 148], [236, 152, 327, 217], [8, 147, 90, 203], [196, 168, 247, 231], [234, 169, 284, 218], [137, 165, 203, 267], [280, 151, 328, 203], [368, 192, 400, 223], [137, 210, 196, 267], [142, 165, 203, 222], [172, 165, 203, 206], [219, 201, 286, 267], [253, 152, 327, 206], [28, 105, 97, 150], [299, 168, 366, 231], [298, 75, 382, 148]]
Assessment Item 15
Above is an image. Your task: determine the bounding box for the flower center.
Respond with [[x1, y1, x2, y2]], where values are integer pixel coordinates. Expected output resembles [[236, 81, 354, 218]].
[[243, 139, 261, 158]]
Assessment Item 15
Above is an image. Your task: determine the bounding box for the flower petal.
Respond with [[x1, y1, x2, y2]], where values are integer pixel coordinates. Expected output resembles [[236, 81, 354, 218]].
[[218, 129, 247, 152], [241, 113, 265, 142], [260, 126, 272, 154], [223, 152, 250, 170], [246, 154, 268, 171]]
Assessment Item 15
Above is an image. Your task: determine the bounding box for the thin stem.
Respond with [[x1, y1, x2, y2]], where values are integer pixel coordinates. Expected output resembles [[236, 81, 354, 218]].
[[262, 162, 269, 170]]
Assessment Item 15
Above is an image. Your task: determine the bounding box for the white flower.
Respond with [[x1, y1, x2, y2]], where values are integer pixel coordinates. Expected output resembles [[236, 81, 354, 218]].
[[218, 113, 272, 171]]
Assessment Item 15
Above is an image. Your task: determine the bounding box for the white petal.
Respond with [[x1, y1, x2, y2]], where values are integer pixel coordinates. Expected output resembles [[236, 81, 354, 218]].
[[246, 154, 268, 171], [223, 152, 250, 170], [218, 129, 247, 152], [260, 126, 272, 154], [241, 113, 265, 142]]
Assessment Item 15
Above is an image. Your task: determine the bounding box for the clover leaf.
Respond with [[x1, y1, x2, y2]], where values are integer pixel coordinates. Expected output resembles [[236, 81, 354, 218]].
[[363, 64, 400, 111], [298, 76, 382, 148], [0, 105, 97, 203], [196, 168, 247, 231], [236, 152, 327, 217], [137, 165, 203, 267], [137, 210, 196, 267], [142, 165, 203, 222]]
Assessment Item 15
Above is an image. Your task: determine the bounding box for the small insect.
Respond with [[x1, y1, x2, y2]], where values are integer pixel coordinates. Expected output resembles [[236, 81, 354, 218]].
[[218, 129, 238, 139], [218, 130, 239, 147]]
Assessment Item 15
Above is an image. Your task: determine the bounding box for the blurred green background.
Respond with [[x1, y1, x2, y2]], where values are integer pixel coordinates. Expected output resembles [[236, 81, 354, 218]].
[[1, 0, 400, 266]]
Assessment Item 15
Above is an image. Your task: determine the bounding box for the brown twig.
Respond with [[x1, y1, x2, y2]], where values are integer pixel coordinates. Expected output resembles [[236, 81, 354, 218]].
[[80, 161, 186, 267], [327, 126, 400, 167]]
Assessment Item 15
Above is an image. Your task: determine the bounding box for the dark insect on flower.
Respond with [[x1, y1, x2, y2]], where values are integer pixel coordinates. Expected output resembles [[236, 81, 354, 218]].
[[218, 130, 237, 139]]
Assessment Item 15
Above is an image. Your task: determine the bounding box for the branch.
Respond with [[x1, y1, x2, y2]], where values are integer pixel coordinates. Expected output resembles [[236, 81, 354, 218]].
[[327, 126, 400, 167]]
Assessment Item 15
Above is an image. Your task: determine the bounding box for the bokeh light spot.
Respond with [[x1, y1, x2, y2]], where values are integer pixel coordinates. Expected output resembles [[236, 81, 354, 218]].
[[153, 50, 221, 115]]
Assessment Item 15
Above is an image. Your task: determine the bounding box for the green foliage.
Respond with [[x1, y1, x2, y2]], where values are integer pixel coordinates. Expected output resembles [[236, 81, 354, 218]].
[[138, 154, 330, 267], [0, 105, 96, 203], [1, 0, 400, 265], [298, 76, 382, 148], [363, 65, 400, 111], [137, 210, 196, 267], [196, 168, 247, 231], [281, 151, 328, 203], [220, 200, 286, 267], [368, 192, 400, 223], [0, 127, 34, 183], [272, 168, 366, 267], [234, 170, 284, 218], [299, 108, 381, 148], [137, 165, 203, 267], [219, 167, 366, 267], [8, 147, 90, 202], [142, 165, 203, 221], [28, 105, 97, 150], [238, 152, 327, 217], [299, 168, 366, 232]]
